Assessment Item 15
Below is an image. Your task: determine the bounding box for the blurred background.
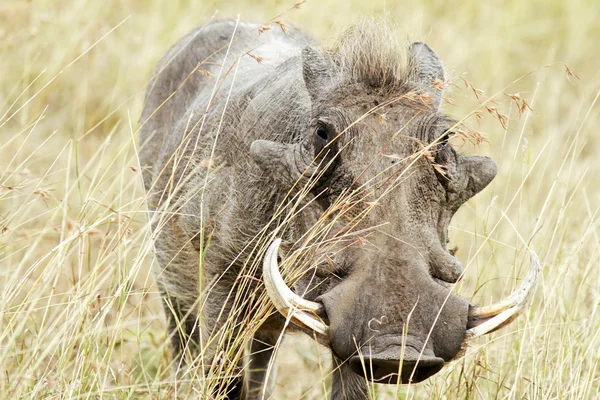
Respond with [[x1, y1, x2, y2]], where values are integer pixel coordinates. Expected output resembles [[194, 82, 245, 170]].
[[1, 0, 599, 398]]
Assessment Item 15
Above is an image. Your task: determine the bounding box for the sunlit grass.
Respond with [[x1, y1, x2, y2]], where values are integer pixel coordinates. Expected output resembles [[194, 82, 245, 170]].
[[1, 0, 599, 398]]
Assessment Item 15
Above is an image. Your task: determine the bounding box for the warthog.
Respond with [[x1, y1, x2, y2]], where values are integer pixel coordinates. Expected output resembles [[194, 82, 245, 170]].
[[139, 18, 539, 399]]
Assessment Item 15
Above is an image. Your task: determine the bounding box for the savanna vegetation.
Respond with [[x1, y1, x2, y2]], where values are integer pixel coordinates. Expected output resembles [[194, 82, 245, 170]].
[[1, 0, 599, 398]]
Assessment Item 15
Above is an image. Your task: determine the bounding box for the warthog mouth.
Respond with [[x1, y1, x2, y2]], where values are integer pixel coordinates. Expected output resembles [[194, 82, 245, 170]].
[[262, 238, 541, 383], [347, 338, 445, 384], [348, 353, 444, 384]]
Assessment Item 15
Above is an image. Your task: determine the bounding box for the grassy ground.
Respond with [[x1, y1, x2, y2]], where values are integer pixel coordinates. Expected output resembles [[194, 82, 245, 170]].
[[1, 0, 599, 398]]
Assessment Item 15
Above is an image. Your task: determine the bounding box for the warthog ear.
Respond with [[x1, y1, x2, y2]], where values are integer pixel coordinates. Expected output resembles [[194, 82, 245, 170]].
[[302, 46, 335, 102], [409, 42, 445, 110]]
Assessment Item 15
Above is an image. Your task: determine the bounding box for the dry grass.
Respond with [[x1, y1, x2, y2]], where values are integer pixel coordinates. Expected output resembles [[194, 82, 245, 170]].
[[1, 0, 599, 398]]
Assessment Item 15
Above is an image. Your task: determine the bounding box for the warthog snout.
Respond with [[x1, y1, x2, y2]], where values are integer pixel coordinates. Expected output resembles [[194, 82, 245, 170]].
[[348, 345, 444, 384], [263, 238, 540, 383]]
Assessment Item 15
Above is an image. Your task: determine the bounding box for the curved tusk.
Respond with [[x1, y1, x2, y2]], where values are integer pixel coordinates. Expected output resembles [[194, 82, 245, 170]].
[[263, 238, 329, 337], [466, 250, 541, 339]]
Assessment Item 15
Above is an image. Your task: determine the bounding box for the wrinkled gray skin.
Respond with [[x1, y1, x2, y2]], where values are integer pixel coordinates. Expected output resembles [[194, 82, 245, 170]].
[[140, 19, 498, 400]]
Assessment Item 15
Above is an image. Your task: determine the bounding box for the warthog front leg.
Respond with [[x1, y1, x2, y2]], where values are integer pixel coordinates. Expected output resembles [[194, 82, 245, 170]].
[[245, 331, 279, 399], [161, 295, 201, 370], [161, 286, 246, 399], [331, 356, 369, 400]]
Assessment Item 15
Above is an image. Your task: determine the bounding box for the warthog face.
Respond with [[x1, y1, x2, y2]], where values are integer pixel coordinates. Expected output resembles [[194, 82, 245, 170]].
[[252, 31, 539, 384]]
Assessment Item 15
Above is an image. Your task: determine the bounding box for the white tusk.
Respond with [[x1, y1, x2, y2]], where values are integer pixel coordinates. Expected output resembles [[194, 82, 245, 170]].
[[263, 238, 329, 336], [466, 250, 541, 339]]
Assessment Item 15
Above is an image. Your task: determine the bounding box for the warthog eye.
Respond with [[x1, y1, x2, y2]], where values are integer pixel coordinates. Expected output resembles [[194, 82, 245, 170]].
[[311, 120, 340, 188], [434, 129, 456, 179], [438, 130, 453, 149], [315, 122, 330, 142]]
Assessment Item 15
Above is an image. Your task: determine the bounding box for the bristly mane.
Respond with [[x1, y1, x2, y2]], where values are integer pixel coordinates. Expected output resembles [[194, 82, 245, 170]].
[[329, 17, 410, 91]]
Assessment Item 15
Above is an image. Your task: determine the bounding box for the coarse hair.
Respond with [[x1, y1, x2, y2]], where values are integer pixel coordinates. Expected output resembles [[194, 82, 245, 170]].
[[329, 16, 411, 90]]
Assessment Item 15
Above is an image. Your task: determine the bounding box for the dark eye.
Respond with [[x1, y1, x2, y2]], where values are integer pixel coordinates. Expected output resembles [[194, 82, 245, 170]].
[[438, 130, 453, 149], [434, 129, 455, 168], [315, 122, 329, 142]]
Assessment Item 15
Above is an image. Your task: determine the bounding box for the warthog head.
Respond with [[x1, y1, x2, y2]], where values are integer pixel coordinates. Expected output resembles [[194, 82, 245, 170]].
[[251, 25, 539, 384]]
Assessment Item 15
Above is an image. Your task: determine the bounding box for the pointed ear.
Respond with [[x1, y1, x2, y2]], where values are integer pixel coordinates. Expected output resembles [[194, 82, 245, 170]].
[[302, 46, 335, 102], [409, 42, 445, 110]]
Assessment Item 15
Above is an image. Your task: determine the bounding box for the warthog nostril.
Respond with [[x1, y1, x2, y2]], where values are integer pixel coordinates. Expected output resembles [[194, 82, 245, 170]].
[[348, 354, 444, 384]]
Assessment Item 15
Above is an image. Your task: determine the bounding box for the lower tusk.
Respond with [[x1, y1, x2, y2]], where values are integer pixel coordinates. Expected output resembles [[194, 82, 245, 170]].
[[466, 250, 541, 339], [263, 238, 329, 337]]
